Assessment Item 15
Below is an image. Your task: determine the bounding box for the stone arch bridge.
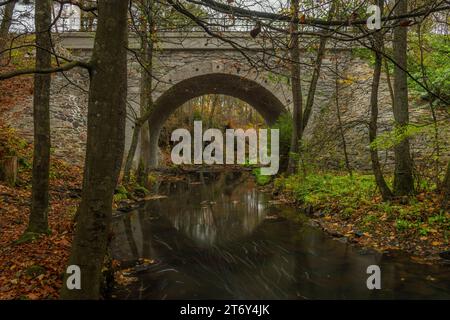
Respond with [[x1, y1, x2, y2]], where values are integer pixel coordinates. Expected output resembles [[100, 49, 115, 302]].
[[52, 31, 354, 167]]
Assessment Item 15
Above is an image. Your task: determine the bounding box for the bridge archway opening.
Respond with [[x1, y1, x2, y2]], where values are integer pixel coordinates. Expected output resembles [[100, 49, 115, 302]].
[[147, 73, 287, 167]]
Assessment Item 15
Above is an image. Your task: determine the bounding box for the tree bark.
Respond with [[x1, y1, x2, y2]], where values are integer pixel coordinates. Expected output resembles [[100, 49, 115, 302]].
[[138, 0, 154, 186], [27, 0, 52, 234], [302, 3, 335, 132], [287, 0, 303, 174], [123, 0, 155, 185], [369, 0, 393, 201], [0, 156, 17, 186], [392, 0, 414, 196], [123, 121, 142, 183], [60, 0, 128, 300], [0, 0, 16, 61], [441, 161, 450, 211], [334, 57, 352, 176]]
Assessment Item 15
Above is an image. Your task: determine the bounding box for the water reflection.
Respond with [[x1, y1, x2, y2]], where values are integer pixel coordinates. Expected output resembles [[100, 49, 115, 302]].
[[111, 171, 450, 300], [168, 185, 266, 247]]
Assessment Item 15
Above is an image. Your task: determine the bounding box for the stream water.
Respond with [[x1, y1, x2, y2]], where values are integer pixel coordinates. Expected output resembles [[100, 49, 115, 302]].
[[111, 170, 450, 300]]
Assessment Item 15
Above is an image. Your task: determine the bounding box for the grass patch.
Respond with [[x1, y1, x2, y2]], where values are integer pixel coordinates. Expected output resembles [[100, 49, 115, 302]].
[[252, 167, 272, 186], [275, 172, 376, 208]]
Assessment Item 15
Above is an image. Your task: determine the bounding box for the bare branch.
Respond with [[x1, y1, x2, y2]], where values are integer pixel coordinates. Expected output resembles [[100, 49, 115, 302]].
[[0, 60, 91, 80]]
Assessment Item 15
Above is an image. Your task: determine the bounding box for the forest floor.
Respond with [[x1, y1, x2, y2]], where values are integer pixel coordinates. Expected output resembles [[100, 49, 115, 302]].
[[267, 172, 449, 264], [0, 146, 81, 299]]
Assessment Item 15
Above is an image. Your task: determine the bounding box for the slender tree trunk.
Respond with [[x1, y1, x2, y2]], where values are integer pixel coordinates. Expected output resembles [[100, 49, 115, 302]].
[[441, 161, 449, 211], [383, 50, 395, 105], [138, 0, 154, 186], [302, 2, 335, 132], [392, 0, 414, 196], [287, 0, 303, 174], [138, 121, 151, 186], [60, 0, 128, 299], [334, 56, 352, 176], [124, 0, 155, 184], [123, 122, 142, 183], [27, 0, 52, 234], [0, 0, 16, 62], [417, 23, 440, 185], [369, 0, 393, 201]]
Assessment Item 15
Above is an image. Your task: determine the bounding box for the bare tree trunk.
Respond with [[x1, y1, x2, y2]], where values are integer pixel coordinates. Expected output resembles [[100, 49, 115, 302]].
[[369, 0, 393, 201], [0, 0, 16, 62], [124, 0, 155, 185], [441, 161, 449, 211], [287, 0, 303, 174], [302, 2, 335, 131], [0, 156, 17, 186], [392, 0, 414, 196], [138, 121, 151, 186], [27, 0, 51, 234], [123, 122, 142, 183], [417, 23, 440, 185], [334, 56, 352, 176], [383, 51, 395, 105], [138, 0, 154, 186], [60, 0, 128, 300]]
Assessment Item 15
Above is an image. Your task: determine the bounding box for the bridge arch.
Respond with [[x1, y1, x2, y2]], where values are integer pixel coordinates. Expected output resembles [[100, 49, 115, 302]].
[[148, 72, 288, 167]]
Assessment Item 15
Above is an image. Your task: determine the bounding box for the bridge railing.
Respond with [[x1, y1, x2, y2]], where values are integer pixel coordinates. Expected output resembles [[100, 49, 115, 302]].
[[55, 16, 273, 33], [55, 15, 361, 39]]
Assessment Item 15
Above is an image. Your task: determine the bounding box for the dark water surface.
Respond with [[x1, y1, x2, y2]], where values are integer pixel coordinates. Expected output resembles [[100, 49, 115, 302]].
[[111, 171, 450, 299]]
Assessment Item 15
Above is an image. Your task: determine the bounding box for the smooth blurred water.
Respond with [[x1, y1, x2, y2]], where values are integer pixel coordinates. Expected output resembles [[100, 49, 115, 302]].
[[111, 171, 450, 300]]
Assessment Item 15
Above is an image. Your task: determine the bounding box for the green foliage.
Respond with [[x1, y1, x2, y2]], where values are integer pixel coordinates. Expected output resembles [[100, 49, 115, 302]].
[[352, 48, 376, 66], [275, 172, 376, 208], [15, 232, 43, 244], [24, 265, 46, 278], [342, 207, 355, 219], [267, 72, 290, 86], [252, 167, 272, 186], [147, 173, 157, 186], [370, 124, 429, 151], [192, 109, 204, 122], [9, 36, 35, 69], [134, 185, 150, 197], [363, 214, 378, 225], [0, 126, 29, 158], [271, 112, 292, 157], [428, 214, 447, 225], [113, 185, 129, 202], [0, 125, 32, 177], [352, 34, 450, 105], [408, 34, 450, 103], [395, 219, 417, 232]]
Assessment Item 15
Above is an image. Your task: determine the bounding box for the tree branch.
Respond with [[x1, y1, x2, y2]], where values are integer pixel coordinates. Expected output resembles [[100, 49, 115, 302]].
[[0, 60, 91, 80], [187, 0, 450, 27]]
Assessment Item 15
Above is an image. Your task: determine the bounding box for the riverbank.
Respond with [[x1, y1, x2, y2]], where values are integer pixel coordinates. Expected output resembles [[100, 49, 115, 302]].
[[267, 172, 449, 263]]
